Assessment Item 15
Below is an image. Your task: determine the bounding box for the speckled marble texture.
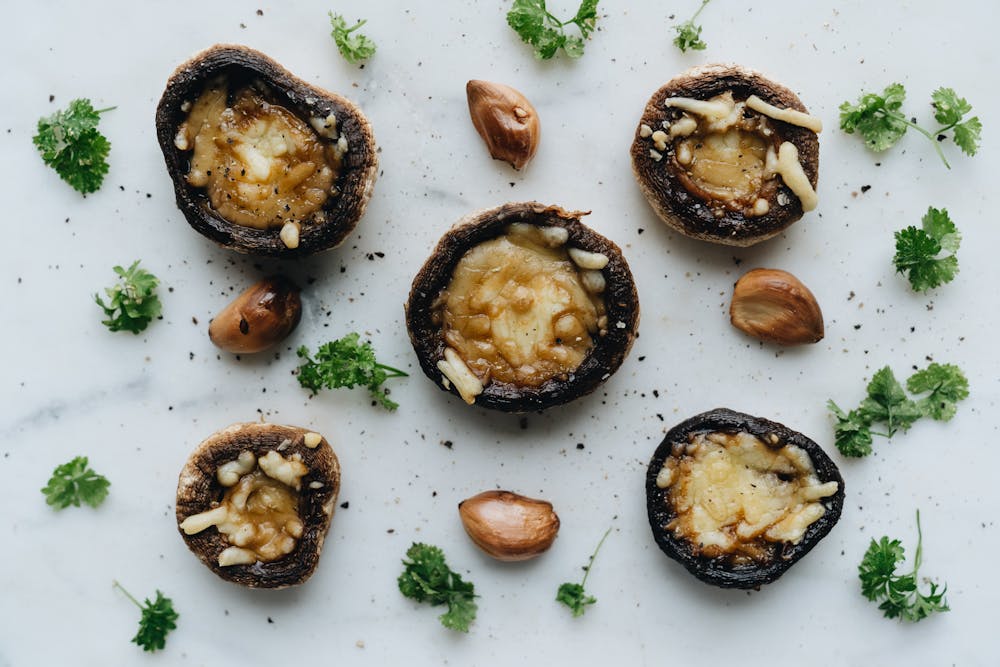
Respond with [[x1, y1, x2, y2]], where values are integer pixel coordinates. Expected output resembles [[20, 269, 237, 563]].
[[2, 1, 999, 665]]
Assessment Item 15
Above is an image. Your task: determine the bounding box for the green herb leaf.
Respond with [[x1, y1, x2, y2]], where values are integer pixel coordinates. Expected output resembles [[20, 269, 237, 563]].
[[94, 261, 162, 334], [827, 400, 874, 458], [296, 333, 407, 410], [114, 582, 179, 652], [329, 12, 376, 63], [672, 0, 711, 53], [893, 207, 960, 292], [398, 543, 477, 632], [33, 98, 113, 194], [839, 83, 908, 152], [556, 526, 611, 617], [41, 456, 110, 509], [507, 0, 600, 60], [906, 363, 969, 422], [840, 83, 980, 167], [858, 367, 922, 437], [858, 511, 949, 622]]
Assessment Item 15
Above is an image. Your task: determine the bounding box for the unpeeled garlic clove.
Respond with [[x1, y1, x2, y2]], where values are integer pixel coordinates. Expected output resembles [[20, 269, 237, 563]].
[[458, 490, 559, 561], [466, 80, 540, 170], [730, 268, 824, 345], [209, 276, 302, 353]]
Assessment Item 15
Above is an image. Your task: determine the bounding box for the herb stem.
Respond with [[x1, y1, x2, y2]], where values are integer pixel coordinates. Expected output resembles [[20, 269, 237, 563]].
[[912, 509, 924, 575], [376, 363, 409, 378], [691, 0, 711, 22], [94, 106, 117, 114], [580, 526, 612, 587], [894, 113, 951, 169], [113, 580, 142, 609]]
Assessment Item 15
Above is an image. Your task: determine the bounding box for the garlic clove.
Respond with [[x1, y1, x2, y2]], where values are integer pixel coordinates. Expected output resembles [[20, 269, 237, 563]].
[[730, 268, 824, 345], [466, 80, 540, 171], [458, 490, 559, 561]]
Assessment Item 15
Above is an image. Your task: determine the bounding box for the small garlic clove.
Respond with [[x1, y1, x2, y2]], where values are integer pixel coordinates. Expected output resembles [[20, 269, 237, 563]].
[[466, 80, 540, 171], [458, 490, 560, 561], [730, 268, 824, 345]]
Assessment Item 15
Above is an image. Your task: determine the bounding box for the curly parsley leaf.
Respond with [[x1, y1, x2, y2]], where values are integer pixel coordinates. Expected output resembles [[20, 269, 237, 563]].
[[507, 0, 600, 60], [829, 363, 968, 457], [858, 511, 949, 622], [33, 98, 113, 194], [398, 543, 477, 632], [859, 367, 922, 437], [329, 12, 376, 63], [95, 261, 162, 334], [672, 0, 711, 53], [296, 333, 407, 410], [556, 526, 611, 617], [41, 456, 110, 509], [893, 207, 960, 292], [114, 582, 179, 652], [827, 401, 873, 458], [906, 363, 969, 422]]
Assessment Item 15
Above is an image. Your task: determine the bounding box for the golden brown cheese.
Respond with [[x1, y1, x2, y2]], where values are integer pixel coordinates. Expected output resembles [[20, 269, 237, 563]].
[[175, 83, 340, 234], [657, 431, 838, 563], [433, 224, 607, 400]]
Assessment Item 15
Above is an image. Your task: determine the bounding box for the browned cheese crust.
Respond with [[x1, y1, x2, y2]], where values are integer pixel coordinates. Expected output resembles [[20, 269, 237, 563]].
[[630, 64, 820, 247], [405, 202, 640, 412], [176, 422, 340, 588], [155, 44, 377, 256]]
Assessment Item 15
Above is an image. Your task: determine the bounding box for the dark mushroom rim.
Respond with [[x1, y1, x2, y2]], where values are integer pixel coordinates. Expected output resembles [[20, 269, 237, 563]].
[[176, 424, 340, 589], [630, 67, 819, 245], [405, 202, 640, 412], [645, 408, 844, 589], [155, 45, 377, 257]]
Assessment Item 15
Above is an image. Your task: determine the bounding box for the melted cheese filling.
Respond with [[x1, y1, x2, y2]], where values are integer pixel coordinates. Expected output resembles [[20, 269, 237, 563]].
[[179, 450, 308, 566], [657, 431, 838, 563], [659, 92, 818, 217], [176, 83, 339, 231], [433, 224, 607, 397]]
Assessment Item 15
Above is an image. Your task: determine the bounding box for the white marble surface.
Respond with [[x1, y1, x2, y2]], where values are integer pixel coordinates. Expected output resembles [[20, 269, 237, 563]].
[[2, 1, 999, 664]]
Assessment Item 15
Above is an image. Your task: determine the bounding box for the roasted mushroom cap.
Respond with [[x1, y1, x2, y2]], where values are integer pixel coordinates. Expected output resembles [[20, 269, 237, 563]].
[[176, 422, 340, 588], [405, 202, 639, 412], [631, 64, 821, 247], [155, 44, 377, 257], [646, 408, 844, 589]]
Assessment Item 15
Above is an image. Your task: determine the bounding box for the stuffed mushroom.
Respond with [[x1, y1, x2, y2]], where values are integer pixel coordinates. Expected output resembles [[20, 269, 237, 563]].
[[155, 44, 377, 256], [405, 202, 639, 412]]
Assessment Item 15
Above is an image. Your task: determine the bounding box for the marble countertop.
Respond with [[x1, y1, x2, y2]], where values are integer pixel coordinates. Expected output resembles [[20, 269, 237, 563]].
[[3, 1, 998, 665]]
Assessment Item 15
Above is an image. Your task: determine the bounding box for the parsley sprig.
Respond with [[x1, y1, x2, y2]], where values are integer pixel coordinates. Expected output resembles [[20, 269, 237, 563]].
[[893, 207, 961, 292], [839, 84, 981, 168], [398, 543, 478, 632], [297, 333, 407, 410], [828, 363, 968, 457], [859, 511, 949, 622], [507, 0, 599, 60], [556, 526, 611, 617], [33, 98, 114, 194], [113, 582, 179, 652], [95, 261, 162, 334], [41, 456, 110, 509], [329, 12, 376, 63], [673, 0, 711, 53]]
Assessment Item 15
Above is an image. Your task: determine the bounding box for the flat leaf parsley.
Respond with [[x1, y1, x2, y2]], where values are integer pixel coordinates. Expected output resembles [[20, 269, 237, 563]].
[[859, 511, 949, 622], [95, 261, 162, 334], [828, 363, 968, 457], [556, 526, 611, 617], [398, 543, 478, 632], [673, 0, 712, 53], [507, 0, 600, 60], [329, 12, 376, 63], [297, 333, 408, 410], [893, 207, 961, 292], [113, 581, 179, 652], [41, 456, 110, 509], [33, 98, 114, 194], [839, 84, 980, 168]]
